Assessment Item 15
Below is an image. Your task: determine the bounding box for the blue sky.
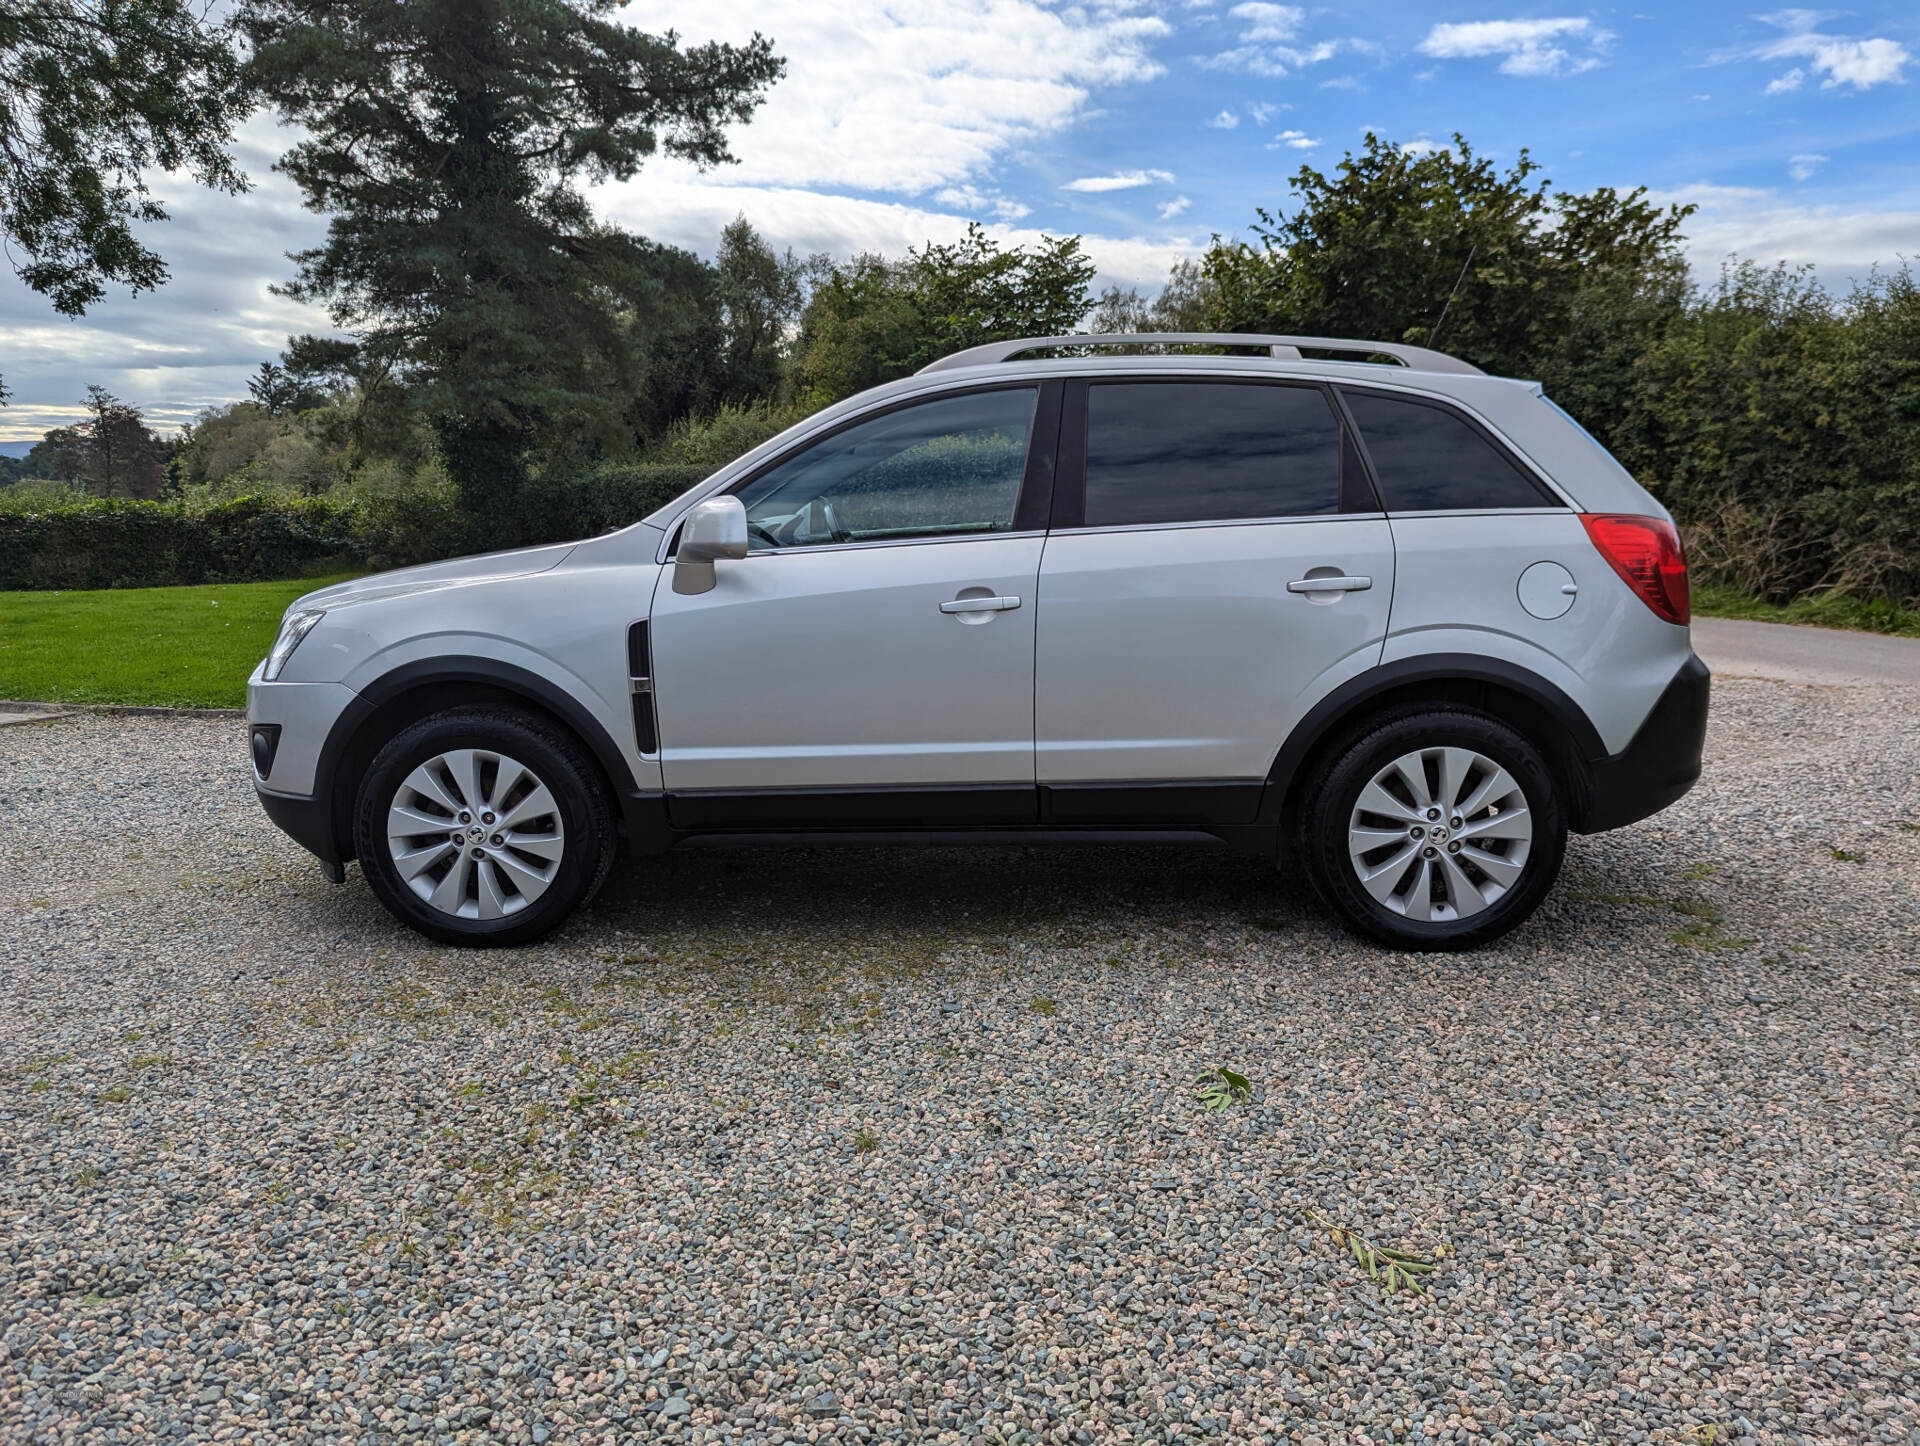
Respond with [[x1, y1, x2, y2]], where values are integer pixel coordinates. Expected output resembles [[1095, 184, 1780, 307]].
[[2, 1, 1915, 440]]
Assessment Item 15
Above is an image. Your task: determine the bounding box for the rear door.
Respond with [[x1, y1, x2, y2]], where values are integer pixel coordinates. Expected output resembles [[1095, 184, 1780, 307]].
[[1034, 377, 1394, 822]]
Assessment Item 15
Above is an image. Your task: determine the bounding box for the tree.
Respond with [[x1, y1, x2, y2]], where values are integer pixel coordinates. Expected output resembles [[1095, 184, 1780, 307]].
[[241, 0, 783, 519], [795, 224, 1095, 403], [714, 216, 804, 405], [0, 1, 250, 400], [22, 427, 87, 483], [246, 361, 327, 417], [1199, 133, 1691, 379], [69, 384, 168, 495], [1085, 260, 1216, 336]]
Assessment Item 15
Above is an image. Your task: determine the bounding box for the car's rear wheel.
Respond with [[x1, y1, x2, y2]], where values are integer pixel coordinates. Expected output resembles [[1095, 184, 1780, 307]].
[[353, 707, 615, 947], [1301, 708, 1566, 950]]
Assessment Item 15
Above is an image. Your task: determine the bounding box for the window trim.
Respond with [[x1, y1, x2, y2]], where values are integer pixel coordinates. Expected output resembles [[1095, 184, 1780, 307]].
[[1052, 376, 1375, 532], [1334, 382, 1569, 514], [680, 379, 1063, 556]]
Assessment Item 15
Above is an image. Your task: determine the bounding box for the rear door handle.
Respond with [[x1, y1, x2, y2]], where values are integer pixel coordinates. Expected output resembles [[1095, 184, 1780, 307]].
[[1287, 575, 1372, 594], [940, 595, 1021, 613]]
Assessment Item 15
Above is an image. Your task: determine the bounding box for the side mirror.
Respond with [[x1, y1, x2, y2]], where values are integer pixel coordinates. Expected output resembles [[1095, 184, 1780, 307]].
[[672, 496, 749, 595]]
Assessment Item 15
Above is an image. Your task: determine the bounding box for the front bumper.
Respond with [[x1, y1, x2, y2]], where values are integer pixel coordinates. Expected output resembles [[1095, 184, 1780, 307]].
[[1575, 652, 1711, 833], [255, 785, 345, 881], [248, 674, 364, 879]]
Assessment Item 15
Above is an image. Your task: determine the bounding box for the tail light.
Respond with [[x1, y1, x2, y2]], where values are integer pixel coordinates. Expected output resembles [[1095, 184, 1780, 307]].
[[1580, 513, 1690, 625]]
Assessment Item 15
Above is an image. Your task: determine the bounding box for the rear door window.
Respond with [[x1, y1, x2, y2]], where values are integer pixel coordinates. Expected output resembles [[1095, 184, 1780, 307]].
[[1081, 381, 1342, 527], [1340, 388, 1555, 511]]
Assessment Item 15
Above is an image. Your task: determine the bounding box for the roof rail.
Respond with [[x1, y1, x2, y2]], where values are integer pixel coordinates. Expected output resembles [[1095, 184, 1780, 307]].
[[917, 332, 1484, 377]]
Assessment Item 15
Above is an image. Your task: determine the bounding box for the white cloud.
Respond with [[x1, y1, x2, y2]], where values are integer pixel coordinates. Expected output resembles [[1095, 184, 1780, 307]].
[[1418, 17, 1613, 77], [1755, 12, 1909, 92], [1248, 101, 1284, 124], [1202, 3, 1352, 77], [1400, 138, 1443, 156], [1270, 129, 1321, 150], [1650, 181, 1920, 284], [1231, 2, 1303, 42], [1787, 152, 1827, 182], [932, 184, 1031, 221], [1158, 195, 1192, 219], [1062, 169, 1176, 192], [1206, 108, 1239, 128], [611, 1, 1171, 195], [594, 173, 1202, 311]]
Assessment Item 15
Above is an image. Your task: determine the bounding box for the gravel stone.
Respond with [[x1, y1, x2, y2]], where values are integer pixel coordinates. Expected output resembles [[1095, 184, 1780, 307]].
[[1, 680, 1917, 1444]]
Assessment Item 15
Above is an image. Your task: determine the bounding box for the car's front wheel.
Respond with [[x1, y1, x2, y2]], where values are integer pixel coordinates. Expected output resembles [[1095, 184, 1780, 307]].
[[1301, 708, 1567, 950], [353, 707, 616, 946]]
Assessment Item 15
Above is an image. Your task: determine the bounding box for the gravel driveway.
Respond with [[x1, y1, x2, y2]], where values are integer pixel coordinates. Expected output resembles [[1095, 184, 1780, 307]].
[[2, 675, 1917, 1445]]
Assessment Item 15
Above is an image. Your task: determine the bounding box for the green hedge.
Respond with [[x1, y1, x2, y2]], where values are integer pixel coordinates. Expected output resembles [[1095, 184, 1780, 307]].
[[0, 464, 711, 590]]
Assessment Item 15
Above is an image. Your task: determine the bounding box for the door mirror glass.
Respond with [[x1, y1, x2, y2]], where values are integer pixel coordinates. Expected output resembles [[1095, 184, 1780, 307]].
[[673, 496, 749, 595]]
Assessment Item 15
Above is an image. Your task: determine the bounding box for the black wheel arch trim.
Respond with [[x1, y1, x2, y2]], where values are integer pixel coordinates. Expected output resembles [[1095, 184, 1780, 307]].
[[1258, 652, 1609, 828], [307, 658, 641, 865]]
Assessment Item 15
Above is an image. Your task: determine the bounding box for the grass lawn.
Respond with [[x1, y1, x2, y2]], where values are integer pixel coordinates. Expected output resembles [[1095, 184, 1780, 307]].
[[0, 574, 362, 709], [1692, 582, 1920, 637]]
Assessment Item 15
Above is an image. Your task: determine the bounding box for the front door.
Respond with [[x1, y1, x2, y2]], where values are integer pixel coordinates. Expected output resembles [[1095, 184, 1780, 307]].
[[1036, 378, 1395, 814], [649, 385, 1055, 827]]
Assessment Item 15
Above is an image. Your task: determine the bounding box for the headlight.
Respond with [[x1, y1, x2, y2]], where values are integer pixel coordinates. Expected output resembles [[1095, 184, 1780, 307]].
[[262, 610, 326, 681]]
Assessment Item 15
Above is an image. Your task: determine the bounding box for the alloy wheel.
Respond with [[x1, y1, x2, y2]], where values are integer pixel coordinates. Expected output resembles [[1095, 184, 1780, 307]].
[[385, 748, 566, 920], [1346, 746, 1534, 922]]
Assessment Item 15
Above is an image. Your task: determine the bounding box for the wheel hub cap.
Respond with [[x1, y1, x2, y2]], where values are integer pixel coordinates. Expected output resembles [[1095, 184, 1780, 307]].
[[1347, 746, 1534, 923], [386, 748, 566, 921]]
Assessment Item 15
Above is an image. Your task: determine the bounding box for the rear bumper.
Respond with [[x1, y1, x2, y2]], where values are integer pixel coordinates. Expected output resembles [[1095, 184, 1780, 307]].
[[1574, 652, 1710, 833]]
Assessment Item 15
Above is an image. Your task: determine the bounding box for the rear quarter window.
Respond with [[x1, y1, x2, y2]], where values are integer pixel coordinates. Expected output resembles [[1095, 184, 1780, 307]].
[[1341, 388, 1557, 511]]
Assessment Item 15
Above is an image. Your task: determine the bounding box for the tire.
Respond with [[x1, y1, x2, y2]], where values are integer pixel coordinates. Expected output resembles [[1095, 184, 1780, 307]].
[[352, 707, 616, 947], [1299, 707, 1567, 951]]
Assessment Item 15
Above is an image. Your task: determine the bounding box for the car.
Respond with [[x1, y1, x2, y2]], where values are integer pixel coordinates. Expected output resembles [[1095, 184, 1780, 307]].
[[247, 331, 1709, 951]]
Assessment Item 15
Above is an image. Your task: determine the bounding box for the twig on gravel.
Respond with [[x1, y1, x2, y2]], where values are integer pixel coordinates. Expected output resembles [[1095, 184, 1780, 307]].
[[1306, 1211, 1448, 1295]]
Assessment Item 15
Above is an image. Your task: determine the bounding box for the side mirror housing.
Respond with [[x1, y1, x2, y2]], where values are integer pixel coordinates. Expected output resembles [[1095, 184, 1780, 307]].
[[672, 496, 749, 595]]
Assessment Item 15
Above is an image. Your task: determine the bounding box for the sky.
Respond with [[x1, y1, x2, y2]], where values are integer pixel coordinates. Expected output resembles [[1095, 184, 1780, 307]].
[[1, 1, 1916, 441]]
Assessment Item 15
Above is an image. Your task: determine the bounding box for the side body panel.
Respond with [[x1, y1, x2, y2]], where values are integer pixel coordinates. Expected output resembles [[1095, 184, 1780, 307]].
[[323, 561, 664, 791], [1035, 516, 1396, 782], [1382, 511, 1692, 753]]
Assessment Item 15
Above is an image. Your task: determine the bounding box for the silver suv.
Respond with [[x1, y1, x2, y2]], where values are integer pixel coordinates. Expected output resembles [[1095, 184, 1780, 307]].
[[247, 333, 1709, 950]]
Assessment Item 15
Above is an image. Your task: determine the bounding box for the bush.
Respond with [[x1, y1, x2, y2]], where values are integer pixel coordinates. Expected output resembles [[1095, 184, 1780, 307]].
[[0, 462, 716, 590], [0, 496, 359, 590], [639, 400, 809, 470]]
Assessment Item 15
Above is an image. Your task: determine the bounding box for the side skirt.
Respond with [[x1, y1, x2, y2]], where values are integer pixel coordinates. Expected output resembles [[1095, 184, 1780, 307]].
[[622, 781, 1278, 859]]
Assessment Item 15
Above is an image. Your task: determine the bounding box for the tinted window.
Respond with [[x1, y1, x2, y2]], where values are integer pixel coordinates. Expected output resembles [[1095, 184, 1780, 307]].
[[1082, 382, 1341, 527], [735, 388, 1036, 548], [1341, 389, 1552, 511]]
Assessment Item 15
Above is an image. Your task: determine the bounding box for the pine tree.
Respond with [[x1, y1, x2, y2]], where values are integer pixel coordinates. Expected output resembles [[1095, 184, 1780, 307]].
[[241, 0, 783, 518]]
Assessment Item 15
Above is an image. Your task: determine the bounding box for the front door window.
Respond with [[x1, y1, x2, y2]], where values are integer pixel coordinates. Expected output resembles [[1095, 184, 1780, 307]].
[[734, 388, 1038, 549]]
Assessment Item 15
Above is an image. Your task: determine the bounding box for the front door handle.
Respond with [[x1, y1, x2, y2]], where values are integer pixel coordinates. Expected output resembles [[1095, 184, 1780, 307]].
[[1287, 575, 1372, 594], [940, 595, 1021, 613]]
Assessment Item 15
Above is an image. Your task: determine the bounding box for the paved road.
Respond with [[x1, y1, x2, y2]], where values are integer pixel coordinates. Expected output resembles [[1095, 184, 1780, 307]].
[[1692, 614, 1920, 685]]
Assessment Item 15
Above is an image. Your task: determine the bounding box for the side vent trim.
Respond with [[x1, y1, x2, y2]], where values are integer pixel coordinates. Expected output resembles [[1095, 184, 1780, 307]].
[[626, 621, 658, 756]]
